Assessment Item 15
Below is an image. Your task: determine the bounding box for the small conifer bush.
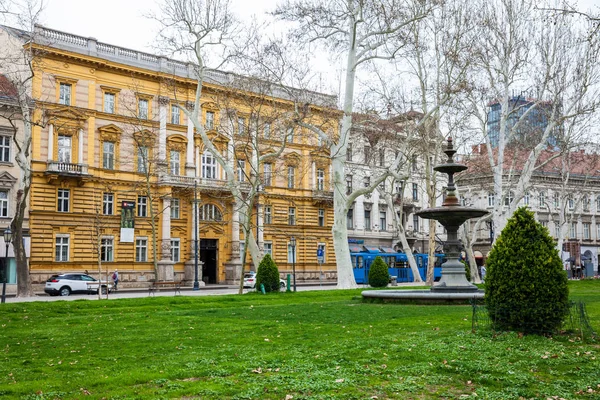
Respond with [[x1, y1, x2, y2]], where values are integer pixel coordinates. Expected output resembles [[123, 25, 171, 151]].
[[256, 254, 281, 292], [485, 207, 569, 334], [368, 256, 390, 288]]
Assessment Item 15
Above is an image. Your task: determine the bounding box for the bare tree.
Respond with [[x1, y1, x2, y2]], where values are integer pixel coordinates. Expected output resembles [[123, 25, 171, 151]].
[[462, 0, 600, 247], [275, 0, 434, 288], [0, 0, 45, 297]]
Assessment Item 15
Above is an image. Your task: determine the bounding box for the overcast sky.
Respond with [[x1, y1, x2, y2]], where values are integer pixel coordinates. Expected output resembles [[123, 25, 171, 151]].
[[41, 0, 279, 53]]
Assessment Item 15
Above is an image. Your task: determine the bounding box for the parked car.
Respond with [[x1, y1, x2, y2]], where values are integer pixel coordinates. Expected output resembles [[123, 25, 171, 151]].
[[44, 273, 113, 296], [243, 271, 286, 290]]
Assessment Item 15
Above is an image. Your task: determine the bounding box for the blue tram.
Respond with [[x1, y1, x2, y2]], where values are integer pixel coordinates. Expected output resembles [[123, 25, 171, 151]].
[[350, 245, 444, 284]]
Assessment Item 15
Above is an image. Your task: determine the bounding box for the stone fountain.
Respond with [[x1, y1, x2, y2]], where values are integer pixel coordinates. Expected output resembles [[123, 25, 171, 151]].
[[362, 137, 489, 302]]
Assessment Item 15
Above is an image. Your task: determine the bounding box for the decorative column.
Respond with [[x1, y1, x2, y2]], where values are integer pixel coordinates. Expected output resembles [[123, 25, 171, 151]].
[[184, 194, 205, 286], [185, 101, 195, 176], [224, 203, 243, 283], [78, 128, 84, 165], [47, 124, 54, 161], [158, 96, 169, 162], [157, 197, 175, 281]]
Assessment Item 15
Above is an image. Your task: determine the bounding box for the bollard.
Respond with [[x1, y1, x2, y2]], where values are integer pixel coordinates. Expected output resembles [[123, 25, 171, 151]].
[[286, 274, 291, 292], [260, 283, 266, 294]]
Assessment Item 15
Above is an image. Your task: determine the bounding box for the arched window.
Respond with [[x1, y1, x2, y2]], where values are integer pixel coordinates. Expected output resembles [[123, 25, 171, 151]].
[[200, 204, 223, 221]]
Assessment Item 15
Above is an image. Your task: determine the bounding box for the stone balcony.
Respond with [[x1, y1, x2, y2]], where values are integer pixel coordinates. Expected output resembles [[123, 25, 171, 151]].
[[312, 189, 334, 205], [46, 161, 89, 175]]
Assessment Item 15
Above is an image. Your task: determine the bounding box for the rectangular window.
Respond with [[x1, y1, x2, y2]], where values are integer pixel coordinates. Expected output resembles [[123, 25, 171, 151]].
[[583, 223, 591, 240], [103, 193, 114, 215], [412, 155, 418, 172], [170, 150, 180, 175], [380, 211, 387, 231], [0, 135, 10, 162], [138, 98, 149, 119], [263, 122, 271, 139], [538, 191, 546, 208], [570, 222, 576, 239], [347, 208, 354, 229], [171, 239, 180, 262], [488, 192, 495, 207], [205, 111, 215, 129], [104, 92, 115, 113], [318, 208, 325, 227], [135, 238, 148, 262], [379, 148, 385, 167], [583, 195, 590, 211], [202, 151, 217, 179], [100, 237, 114, 262], [412, 183, 418, 201], [287, 242, 297, 263], [364, 210, 371, 231], [137, 196, 147, 217], [317, 169, 325, 191], [0, 190, 8, 217], [263, 163, 272, 186], [171, 104, 180, 125], [597, 195, 600, 212], [553, 192, 560, 208], [103, 141, 115, 169], [57, 135, 72, 163], [413, 215, 420, 232], [288, 207, 296, 225], [288, 166, 295, 189], [57, 189, 70, 212], [568, 195, 574, 210], [237, 160, 246, 182], [55, 235, 69, 262], [364, 146, 370, 164], [59, 83, 71, 105], [264, 205, 272, 224], [137, 146, 148, 173], [263, 242, 273, 256], [170, 198, 180, 219], [347, 143, 352, 161], [237, 117, 245, 135], [286, 127, 294, 143], [555, 223, 561, 239], [597, 223, 600, 240], [346, 175, 353, 195], [524, 192, 530, 206]]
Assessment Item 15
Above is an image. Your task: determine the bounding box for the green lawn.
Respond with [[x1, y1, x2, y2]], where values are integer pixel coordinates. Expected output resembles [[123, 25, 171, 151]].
[[1, 281, 599, 399]]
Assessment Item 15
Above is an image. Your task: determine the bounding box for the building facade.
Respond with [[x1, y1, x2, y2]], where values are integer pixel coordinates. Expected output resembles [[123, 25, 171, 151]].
[[1, 25, 337, 288], [0, 74, 31, 293], [459, 149, 600, 277]]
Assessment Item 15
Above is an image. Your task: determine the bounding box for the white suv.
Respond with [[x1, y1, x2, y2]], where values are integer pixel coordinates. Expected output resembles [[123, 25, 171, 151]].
[[243, 271, 286, 290], [44, 273, 113, 296]]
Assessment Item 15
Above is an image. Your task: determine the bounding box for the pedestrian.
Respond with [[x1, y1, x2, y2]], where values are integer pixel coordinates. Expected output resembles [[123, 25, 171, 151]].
[[112, 269, 119, 291], [481, 265, 486, 282]]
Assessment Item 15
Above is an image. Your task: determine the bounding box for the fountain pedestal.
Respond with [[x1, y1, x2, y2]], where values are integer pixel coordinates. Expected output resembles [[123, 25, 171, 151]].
[[362, 137, 489, 302]]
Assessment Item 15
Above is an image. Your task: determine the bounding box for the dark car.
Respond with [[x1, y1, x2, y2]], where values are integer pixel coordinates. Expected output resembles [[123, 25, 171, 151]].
[[44, 273, 113, 296]]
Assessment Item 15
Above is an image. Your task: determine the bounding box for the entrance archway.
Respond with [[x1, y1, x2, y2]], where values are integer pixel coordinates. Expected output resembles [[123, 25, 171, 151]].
[[200, 239, 218, 284]]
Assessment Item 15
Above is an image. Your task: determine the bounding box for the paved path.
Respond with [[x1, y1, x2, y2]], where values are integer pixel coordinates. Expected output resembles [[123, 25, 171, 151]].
[[3, 282, 425, 303]]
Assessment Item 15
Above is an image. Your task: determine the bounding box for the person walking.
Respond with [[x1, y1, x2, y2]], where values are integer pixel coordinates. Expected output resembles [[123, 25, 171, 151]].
[[112, 269, 119, 291], [480, 265, 486, 283]]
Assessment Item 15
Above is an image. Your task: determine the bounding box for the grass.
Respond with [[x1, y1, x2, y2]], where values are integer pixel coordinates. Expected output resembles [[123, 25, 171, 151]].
[[0, 281, 599, 399]]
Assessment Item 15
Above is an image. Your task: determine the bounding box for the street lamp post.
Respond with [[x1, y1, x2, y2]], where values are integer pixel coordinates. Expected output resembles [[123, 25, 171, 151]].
[[2, 228, 13, 304], [290, 236, 296, 292], [193, 179, 200, 290]]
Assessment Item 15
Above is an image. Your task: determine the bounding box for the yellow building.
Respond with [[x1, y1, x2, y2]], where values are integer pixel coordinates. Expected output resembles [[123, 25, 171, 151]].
[[12, 25, 337, 287]]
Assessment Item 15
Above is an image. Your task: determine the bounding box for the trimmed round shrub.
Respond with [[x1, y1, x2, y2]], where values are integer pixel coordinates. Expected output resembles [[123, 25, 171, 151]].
[[255, 253, 281, 292], [368, 256, 390, 288], [485, 207, 569, 334]]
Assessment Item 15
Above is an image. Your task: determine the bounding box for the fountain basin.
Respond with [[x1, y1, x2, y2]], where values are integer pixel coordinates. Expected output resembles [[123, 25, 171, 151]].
[[362, 289, 484, 304], [416, 206, 489, 227]]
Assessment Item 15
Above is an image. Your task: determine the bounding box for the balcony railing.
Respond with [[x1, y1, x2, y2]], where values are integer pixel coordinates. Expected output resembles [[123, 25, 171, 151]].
[[159, 174, 230, 190], [46, 161, 89, 175]]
